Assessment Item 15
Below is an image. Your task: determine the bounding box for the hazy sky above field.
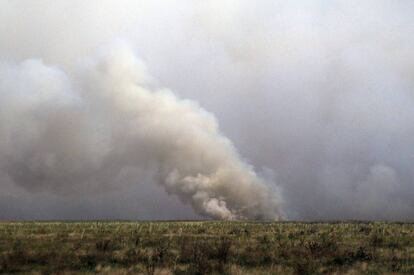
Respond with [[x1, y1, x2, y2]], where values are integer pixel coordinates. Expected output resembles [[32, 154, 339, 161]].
[[1, 0, 414, 220]]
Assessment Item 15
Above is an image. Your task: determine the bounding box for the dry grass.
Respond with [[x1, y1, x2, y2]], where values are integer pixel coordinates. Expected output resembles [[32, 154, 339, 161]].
[[0, 221, 413, 274]]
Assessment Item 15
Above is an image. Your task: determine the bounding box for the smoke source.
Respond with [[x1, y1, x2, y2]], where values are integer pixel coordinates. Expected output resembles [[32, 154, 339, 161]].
[[0, 44, 282, 220]]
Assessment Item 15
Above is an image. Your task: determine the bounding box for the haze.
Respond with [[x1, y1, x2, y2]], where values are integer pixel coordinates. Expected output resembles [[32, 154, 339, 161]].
[[0, 0, 413, 221]]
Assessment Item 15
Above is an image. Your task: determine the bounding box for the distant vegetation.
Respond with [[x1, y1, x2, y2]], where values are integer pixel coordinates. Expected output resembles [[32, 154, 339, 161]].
[[0, 221, 413, 274]]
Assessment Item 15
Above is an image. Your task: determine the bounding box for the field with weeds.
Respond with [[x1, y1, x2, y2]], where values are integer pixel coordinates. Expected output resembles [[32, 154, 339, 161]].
[[0, 221, 414, 274]]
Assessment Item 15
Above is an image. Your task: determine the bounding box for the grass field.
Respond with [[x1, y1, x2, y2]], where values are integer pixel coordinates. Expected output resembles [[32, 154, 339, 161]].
[[0, 221, 413, 274]]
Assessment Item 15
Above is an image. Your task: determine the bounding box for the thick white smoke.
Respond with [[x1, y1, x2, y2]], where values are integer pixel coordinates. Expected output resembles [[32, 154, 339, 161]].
[[0, 44, 282, 220], [1, 0, 414, 221]]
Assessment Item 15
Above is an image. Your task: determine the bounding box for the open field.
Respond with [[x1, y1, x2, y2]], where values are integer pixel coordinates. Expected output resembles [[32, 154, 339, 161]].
[[0, 221, 414, 274]]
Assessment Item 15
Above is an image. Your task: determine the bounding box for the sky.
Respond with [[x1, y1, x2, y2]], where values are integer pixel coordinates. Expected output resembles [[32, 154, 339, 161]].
[[0, 0, 414, 220]]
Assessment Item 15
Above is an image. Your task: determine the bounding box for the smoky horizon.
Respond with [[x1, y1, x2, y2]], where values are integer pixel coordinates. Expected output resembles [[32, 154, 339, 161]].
[[1, 0, 414, 221]]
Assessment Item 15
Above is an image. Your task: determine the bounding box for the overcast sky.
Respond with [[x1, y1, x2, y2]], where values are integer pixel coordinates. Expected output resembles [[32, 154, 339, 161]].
[[1, 0, 414, 220]]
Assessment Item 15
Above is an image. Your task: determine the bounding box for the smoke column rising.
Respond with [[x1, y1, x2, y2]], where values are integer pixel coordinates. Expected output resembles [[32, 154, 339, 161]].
[[1, 0, 414, 221], [0, 44, 282, 220]]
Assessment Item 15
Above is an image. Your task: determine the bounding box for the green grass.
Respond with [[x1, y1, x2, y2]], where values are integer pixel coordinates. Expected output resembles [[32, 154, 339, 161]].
[[0, 221, 413, 274]]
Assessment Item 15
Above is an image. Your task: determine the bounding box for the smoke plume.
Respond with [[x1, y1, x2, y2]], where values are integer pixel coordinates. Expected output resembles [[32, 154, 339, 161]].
[[0, 44, 282, 220], [1, 0, 414, 221]]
